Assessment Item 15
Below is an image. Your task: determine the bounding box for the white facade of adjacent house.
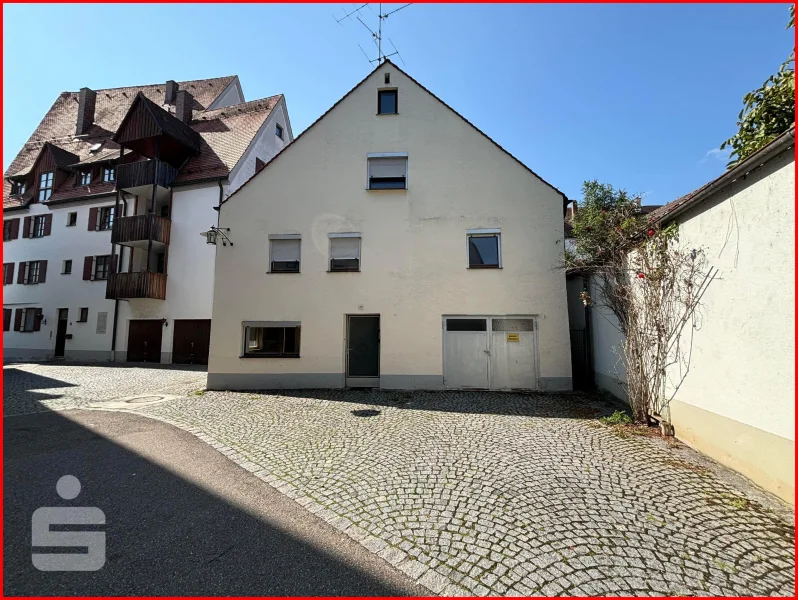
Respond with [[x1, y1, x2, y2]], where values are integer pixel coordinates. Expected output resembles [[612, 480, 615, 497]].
[[586, 129, 795, 503], [207, 61, 572, 392], [3, 81, 292, 364]]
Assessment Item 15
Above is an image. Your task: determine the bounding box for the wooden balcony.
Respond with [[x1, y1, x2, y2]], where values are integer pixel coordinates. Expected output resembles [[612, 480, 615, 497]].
[[117, 160, 178, 191], [112, 214, 171, 247], [106, 271, 167, 300]]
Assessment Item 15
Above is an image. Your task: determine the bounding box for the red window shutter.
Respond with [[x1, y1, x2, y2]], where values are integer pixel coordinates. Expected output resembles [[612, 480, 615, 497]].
[[11, 218, 20, 239], [3, 309, 11, 332], [44, 214, 52, 236], [33, 308, 43, 332], [88, 207, 98, 231], [38, 260, 47, 283], [13, 308, 22, 331], [83, 256, 94, 281], [17, 262, 26, 284], [22, 216, 31, 238]]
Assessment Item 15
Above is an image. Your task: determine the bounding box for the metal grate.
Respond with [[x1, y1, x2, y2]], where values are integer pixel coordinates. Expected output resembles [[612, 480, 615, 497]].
[[492, 318, 534, 332]]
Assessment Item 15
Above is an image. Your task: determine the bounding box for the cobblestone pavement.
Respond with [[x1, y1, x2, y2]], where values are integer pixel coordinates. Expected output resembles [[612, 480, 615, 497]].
[[4, 365, 794, 596], [3, 362, 206, 415], [130, 389, 795, 597]]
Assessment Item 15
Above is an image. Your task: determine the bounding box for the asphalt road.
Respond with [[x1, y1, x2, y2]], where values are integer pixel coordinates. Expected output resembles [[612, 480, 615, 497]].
[[3, 408, 425, 596]]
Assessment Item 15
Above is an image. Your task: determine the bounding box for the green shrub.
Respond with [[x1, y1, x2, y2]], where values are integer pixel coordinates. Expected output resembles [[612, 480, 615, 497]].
[[600, 410, 632, 426]]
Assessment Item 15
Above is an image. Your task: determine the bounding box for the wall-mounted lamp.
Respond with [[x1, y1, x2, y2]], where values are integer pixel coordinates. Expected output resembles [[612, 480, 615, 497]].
[[200, 226, 234, 247]]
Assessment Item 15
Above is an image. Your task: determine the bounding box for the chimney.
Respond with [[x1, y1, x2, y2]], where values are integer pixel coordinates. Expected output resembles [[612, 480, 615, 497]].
[[75, 87, 97, 136], [165, 80, 178, 105], [565, 201, 577, 221], [175, 90, 193, 123]]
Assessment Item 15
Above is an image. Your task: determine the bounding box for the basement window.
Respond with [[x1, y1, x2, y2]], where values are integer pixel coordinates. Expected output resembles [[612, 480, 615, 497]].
[[378, 89, 397, 114], [367, 153, 407, 190], [243, 323, 300, 358]]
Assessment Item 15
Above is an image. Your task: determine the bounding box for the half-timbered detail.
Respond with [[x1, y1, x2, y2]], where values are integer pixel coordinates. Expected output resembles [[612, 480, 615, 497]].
[[4, 75, 293, 362]]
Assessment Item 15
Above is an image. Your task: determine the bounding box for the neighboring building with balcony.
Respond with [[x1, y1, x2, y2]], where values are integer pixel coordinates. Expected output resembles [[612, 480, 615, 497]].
[[3, 76, 292, 363]]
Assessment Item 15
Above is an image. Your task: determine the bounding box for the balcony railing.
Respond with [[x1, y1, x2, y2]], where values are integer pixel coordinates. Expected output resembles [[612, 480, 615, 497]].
[[117, 160, 178, 190], [106, 271, 167, 300], [112, 214, 171, 246]]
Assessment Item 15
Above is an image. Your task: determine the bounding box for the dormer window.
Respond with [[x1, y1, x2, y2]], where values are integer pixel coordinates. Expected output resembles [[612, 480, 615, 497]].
[[276, 123, 284, 140], [378, 89, 398, 115], [10, 181, 26, 196], [38, 172, 53, 201], [79, 170, 92, 185], [103, 166, 115, 182]]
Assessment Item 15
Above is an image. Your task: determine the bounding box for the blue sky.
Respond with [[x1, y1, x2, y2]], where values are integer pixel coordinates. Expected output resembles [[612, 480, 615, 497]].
[[3, 3, 793, 205]]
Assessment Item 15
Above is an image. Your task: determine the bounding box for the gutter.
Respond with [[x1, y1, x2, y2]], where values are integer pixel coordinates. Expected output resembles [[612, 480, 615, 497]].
[[655, 128, 795, 226]]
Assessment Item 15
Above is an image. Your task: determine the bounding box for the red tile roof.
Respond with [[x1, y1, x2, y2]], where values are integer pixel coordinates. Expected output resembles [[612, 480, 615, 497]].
[[4, 76, 280, 210]]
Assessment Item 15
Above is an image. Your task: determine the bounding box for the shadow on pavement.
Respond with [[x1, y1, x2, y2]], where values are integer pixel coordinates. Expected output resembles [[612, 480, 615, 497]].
[[3, 409, 420, 596]]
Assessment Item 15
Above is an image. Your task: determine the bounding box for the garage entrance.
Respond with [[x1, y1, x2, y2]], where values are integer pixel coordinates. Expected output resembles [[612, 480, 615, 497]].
[[172, 319, 212, 365], [443, 316, 538, 390], [127, 320, 163, 363]]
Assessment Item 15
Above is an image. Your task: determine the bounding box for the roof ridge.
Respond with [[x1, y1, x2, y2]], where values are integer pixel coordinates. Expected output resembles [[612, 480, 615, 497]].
[[60, 75, 237, 96], [199, 94, 282, 117]]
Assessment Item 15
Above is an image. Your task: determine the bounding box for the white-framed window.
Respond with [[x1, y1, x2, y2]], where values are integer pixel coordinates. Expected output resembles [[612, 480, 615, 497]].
[[79, 170, 92, 185], [31, 215, 47, 238], [242, 321, 301, 358], [103, 166, 115, 182], [268, 234, 301, 273], [367, 153, 407, 190], [98, 206, 115, 231], [62, 259, 72, 275], [329, 232, 361, 272], [38, 171, 54, 201], [66, 212, 77, 227], [467, 229, 501, 269]]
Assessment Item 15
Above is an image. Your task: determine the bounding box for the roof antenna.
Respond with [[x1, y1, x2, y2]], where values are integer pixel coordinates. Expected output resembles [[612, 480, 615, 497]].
[[336, 3, 411, 66]]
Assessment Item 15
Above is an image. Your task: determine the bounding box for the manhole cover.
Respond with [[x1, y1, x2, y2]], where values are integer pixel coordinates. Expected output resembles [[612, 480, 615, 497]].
[[125, 396, 165, 404]]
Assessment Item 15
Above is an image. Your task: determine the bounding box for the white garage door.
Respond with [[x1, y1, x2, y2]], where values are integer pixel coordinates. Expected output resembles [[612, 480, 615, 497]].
[[443, 316, 538, 390]]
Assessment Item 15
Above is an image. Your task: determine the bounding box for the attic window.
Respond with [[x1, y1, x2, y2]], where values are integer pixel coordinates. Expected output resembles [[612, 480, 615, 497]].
[[11, 181, 26, 196], [276, 123, 284, 140], [38, 172, 53, 201], [384, 73, 391, 84], [79, 170, 92, 185], [378, 90, 397, 115]]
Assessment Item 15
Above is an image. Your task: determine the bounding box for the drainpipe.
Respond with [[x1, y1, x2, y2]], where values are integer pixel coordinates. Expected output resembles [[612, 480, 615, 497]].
[[110, 190, 129, 362], [216, 178, 224, 227]]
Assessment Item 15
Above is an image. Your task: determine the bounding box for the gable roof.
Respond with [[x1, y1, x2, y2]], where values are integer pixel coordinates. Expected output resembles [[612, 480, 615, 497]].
[[648, 126, 795, 226], [221, 60, 567, 207], [4, 76, 281, 211], [113, 92, 201, 153]]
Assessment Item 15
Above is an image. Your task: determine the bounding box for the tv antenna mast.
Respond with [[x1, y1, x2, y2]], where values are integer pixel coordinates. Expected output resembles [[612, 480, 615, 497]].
[[335, 3, 410, 66]]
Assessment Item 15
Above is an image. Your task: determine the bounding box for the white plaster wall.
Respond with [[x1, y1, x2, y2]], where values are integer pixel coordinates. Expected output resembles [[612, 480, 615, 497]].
[[3, 198, 121, 359], [227, 100, 291, 194], [210, 63, 571, 385], [587, 275, 628, 401], [117, 182, 222, 361], [662, 149, 795, 441]]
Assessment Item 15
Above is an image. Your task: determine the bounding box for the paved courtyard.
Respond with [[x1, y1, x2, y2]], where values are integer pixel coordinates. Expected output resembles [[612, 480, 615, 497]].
[[4, 363, 796, 596]]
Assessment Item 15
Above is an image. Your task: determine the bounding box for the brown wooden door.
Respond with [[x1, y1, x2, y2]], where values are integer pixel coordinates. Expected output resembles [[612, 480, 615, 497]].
[[127, 320, 163, 363], [172, 319, 211, 365]]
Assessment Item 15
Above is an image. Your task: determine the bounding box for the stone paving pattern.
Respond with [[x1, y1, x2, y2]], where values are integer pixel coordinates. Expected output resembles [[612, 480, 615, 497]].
[[4, 363, 795, 596]]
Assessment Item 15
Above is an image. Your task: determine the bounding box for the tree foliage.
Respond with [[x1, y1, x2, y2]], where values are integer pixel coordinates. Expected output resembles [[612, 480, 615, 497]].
[[720, 5, 795, 169]]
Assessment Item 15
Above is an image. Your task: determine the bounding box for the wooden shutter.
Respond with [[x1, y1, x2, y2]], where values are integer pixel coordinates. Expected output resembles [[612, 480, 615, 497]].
[[13, 308, 22, 331], [83, 256, 94, 281], [43, 214, 52, 236], [22, 216, 31, 238], [10, 218, 20, 239], [38, 260, 47, 283], [3, 309, 11, 332], [3, 263, 13, 285], [33, 308, 42, 332], [17, 262, 26, 284], [88, 207, 98, 231]]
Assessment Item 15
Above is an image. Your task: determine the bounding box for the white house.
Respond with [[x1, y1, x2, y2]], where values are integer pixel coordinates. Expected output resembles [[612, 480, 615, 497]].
[[3, 76, 293, 363], [207, 60, 572, 391], [586, 127, 795, 503]]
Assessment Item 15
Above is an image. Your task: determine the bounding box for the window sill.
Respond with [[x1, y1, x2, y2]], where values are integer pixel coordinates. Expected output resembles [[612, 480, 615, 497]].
[[240, 354, 301, 359], [268, 271, 301, 275], [376, 112, 399, 116], [366, 188, 408, 192], [468, 266, 502, 270], [328, 269, 361, 273]]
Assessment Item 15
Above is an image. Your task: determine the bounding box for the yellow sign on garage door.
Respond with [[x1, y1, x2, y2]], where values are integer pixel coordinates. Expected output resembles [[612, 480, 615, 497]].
[[506, 333, 520, 342]]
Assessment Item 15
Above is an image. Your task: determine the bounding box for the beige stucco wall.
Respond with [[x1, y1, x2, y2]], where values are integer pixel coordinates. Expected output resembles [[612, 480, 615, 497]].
[[208, 62, 571, 390]]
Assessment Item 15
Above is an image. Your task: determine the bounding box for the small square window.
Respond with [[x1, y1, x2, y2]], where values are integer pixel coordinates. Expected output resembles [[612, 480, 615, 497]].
[[269, 238, 301, 273], [78, 307, 89, 322], [79, 170, 92, 185], [467, 231, 501, 269], [243, 325, 300, 358], [66, 212, 77, 227], [329, 235, 361, 272], [103, 166, 115, 182], [378, 89, 397, 114], [367, 155, 407, 190], [62, 260, 72, 275], [276, 123, 284, 140]]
